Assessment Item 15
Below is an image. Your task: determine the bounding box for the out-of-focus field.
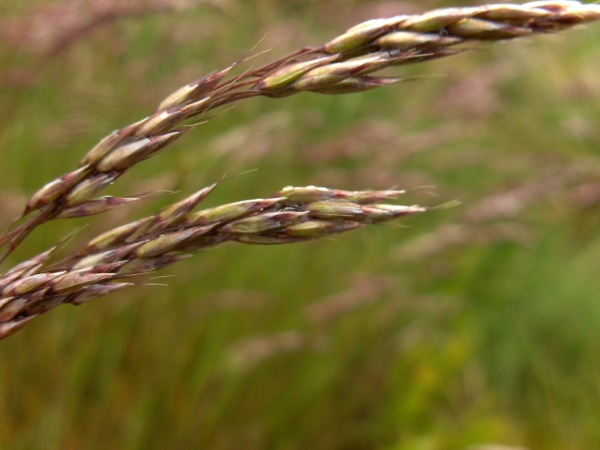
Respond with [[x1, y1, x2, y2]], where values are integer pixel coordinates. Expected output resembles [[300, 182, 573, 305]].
[[1, 1, 599, 449]]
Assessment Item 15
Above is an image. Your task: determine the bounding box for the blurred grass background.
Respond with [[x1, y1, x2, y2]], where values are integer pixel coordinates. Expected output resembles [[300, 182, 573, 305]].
[[1, 0, 600, 449]]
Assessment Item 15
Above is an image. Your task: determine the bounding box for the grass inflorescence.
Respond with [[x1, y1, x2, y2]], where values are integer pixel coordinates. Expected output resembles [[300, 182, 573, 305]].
[[1, 1, 600, 449], [0, 2, 599, 337]]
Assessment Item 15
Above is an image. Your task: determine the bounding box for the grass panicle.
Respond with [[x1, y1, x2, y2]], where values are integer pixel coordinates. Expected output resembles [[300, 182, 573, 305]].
[[0, 186, 424, 339], [0, 1, 599, 339]]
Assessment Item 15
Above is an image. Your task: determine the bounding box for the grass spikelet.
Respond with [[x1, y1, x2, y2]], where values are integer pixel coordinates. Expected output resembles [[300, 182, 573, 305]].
[[24, 167, 89, 215]]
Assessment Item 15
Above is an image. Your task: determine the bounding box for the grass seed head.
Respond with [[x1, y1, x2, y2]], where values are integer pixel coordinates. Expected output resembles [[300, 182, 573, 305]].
[[3, 1, 599, 339]]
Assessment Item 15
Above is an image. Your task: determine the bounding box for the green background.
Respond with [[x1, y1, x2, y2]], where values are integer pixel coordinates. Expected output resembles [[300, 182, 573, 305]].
[[1, 1, 599, 448]]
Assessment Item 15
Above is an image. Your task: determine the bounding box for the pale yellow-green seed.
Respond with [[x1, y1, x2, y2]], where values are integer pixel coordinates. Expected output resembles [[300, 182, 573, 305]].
[[447, 18, 532, 39], [25, 166, 88, 214], [157, 83, 198, 112], [219, 211, 307, 235], [133, 226, 211, 258], [1, 272, 66, 297], [0, 297, 29, 322], [85, 217, 153, 252], [323, 16, 405, 53], [283, 220, 362, 238], [254, 56, 337, 91], [558, 4, 600, 23], [474, 4, 551, 20], [292, 55, 383, 91], [277, 186, 338, 203], [65, 173, 119, 207], [188, 198, 283, 226], [374, 31, 462, 49], [80, 130, 121, 166], [72, 243, 143, 270], [147, 184, 217, 234], [305, 201, 364, 218], [51, 271, 116, 295], [96, 132, 179, 172], [400, 8, 475, 32]]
